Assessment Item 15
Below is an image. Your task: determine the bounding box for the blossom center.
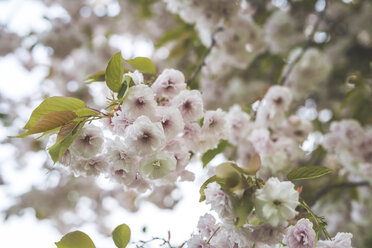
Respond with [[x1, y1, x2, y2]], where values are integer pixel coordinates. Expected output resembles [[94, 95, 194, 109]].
[[141, 131, 152, 143], [136, 97, 145, 106], [166, 80, 175, 89], [153, 160, 161, 168], [184, 101, 192, 110], [274, 97, 283, 105]]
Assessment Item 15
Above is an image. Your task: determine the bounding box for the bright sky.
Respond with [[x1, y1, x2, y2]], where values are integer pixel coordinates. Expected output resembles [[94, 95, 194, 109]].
[[0, 0, 214, 247]]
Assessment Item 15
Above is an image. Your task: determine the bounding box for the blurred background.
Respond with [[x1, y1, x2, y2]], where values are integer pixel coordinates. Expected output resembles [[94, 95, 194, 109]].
[[0, 0, 371, 247]]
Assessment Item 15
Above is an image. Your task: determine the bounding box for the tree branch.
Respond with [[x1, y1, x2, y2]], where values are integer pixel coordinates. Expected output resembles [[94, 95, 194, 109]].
[[279, 0, 328, 85], [186, 27, 224, 86], [313, 181, 370, 204]]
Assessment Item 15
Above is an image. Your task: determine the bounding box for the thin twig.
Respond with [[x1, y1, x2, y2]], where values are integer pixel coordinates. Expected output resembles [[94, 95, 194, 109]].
[[313, 181, 370, 203], [279, 0, 328, 85], [186, 27, 224, 86], [136, 237, 174, 248], [207, 226, 221, 244]]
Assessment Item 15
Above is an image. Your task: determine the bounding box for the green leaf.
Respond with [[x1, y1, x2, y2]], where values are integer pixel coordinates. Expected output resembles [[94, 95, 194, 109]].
[[155, 25, 191, 47], [57, 121, 79, 142], [55, 231, 96, 248], [199, 176, 218, 202], [199, 176, 226, 202], [126, 57, 156, 74], [232, 190, 254, 229], [16, 111, 77, 138], [287, 166, 332, 181], [23, 96, 86, 130], [201, 140, 230, 168], [117, 82, 127, 99], [112, 224, 131, 248], [84, 70, 106, 84], [49, 121, 84, 163], [106, 52, 124, 92], [74, 108, 99, 117]]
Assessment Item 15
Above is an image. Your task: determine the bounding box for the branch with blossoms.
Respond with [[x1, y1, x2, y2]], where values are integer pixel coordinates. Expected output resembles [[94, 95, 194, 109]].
[[186, 27, 224, 86], [13, 52, 355, 248], [279, 0, 328, 85]]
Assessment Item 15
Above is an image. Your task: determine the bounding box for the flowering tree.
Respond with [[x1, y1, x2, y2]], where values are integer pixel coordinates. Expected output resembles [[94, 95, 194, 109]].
[[2, 0, 372, 247]]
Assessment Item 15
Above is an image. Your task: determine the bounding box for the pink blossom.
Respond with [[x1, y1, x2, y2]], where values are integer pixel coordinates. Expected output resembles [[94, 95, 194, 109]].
[[316, 232, 353, 248], [286, 218, 316, 248]]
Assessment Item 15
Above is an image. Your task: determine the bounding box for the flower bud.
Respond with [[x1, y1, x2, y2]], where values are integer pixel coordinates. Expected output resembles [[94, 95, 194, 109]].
[[215, 162, 242, 188]]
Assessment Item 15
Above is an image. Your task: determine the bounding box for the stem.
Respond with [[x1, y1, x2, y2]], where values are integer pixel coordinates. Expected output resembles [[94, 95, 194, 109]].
[[207, 226, 221, 244], [186, 27, 224, 86], [279, 0, 328, 85], [300, 199, 332, 240], [313, 181, 369, 204], [88, 107, 108, 116]]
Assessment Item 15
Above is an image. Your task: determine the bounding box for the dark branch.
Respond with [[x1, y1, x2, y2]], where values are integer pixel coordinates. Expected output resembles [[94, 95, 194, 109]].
[[313, 181, 370, 204], [279, 0, 328, 85], [186, 27, 224, 86]]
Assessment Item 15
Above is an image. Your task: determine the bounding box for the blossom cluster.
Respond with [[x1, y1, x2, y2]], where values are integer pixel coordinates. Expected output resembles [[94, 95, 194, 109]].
[[225, 86, 312, 180], [187, 177, 353, 248], [322, 119, 372, 184], [54, 69, 228, 192]]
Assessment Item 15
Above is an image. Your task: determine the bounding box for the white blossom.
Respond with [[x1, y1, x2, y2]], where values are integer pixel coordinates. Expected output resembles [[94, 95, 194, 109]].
[[256, 86, 293, 127], [284, 48, 332, 99], [183, 123, 202, 152], [186, 235, 215, 248], [254, 177, 299, 226], [264, 10, 304, 55], [322, 119, 364, 152], [249, 128, 273, 156], [124, 115, 166, 156], [202, 109, 228, 139], [204, 182, 234, 221], [125, 70, 144, 85], [70, 124, 104, 159], [122, 84, 157, 120], [72, 156, 108, 177], [106, 137, 137, 173], [316, 232, 353, 248], [197, 213, 217, 239], [172, 90, 204, 123], [152, 68, 186, 99], [156, 106, 184, 141], [111, 110, 134, 135], [251, 223, 287, 246], [285, 218, 316, 248], [227, 105, 253, 145], [139, 151, 177, 180]]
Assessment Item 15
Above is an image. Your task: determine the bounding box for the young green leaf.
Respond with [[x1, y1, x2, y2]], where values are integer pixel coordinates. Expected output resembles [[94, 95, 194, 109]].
[[49, 121, 84, 163], [16, 111, 77, 138], [126, 57, 156, 74], [55, 231, 96, 248], [117, 82, 127, 99], [201, 140, 230, 168], [232, 190, 254, 229], [57, 121, 79, 142], [74, 108, 99, 117], [155, 25, 192, 48], [215, 162, 242, 189], [199, 176, 218, 202], [112, 224, 131, 248], [23, 96, 86, 130], [199, 175, 226, 202], [287, 166, 332, 181], [106, 52, 124, 92], [84, 70, 106, 84]]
